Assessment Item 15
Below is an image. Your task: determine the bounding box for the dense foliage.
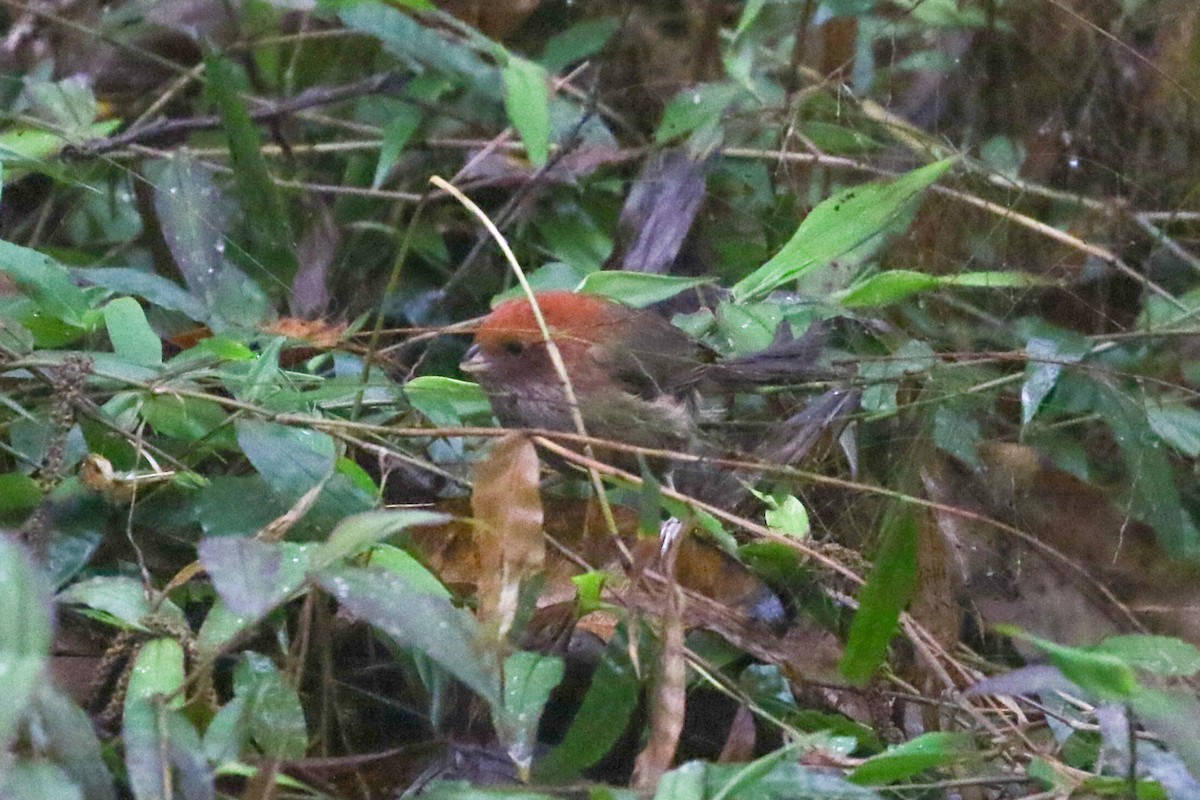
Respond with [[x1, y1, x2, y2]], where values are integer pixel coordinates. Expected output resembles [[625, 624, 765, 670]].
[[3, 1, 1200, 798]]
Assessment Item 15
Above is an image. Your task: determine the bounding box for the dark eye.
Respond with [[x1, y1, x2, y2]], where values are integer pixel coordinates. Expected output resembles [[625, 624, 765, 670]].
[[504, 340, 525, 356]]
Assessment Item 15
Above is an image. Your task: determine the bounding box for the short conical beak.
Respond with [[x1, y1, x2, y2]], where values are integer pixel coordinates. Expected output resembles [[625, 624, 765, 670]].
[[460, 343, 486, 374]]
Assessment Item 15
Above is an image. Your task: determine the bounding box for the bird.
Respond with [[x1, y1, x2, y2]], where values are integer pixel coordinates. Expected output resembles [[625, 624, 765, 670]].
[[459, 290, 835, 480]]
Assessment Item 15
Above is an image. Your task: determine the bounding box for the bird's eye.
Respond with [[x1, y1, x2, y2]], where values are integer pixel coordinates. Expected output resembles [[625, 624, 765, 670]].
[[504, 340, 525, 356]]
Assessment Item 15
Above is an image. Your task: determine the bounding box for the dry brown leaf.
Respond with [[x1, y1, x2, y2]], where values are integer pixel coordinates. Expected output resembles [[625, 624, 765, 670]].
[[471, 434, 545, 637]]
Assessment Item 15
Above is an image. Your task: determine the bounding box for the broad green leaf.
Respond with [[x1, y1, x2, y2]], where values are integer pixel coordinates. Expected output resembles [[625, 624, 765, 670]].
[[103, 297, 162, 367], [535, 632, 639, 780], [733, 159, 955, 301], [764, 494, 811, 538], [1093, 635, 1200, 677], [126, 637, 186, 709], [503, 56, 551, 166], [1146, 403, 1200, 457], [652, 760, 882, 800], [0, 763, 82, 800], [315, 565, 501, 704], [655, 83, 748, 144], [151, 156, 271, 329], [142, 393, 229, 442], [236, 418, 335, 499], [0, 538, 52, 748], [234, 652, 308, 759], [404, 376, 492, 425], [205, 55, 297, 290], [57, 575, 186, 631], [848, 732, 974, 785], [313, 509, 449, 569], [840, 504, 919, 685], [0, 472, 42, 513], [1092, 383, 1199, 557], [0, 238, 90, 326], [497, 651, 565, 775], [198, 538, 313, 619], [577, 273, 714, 307]]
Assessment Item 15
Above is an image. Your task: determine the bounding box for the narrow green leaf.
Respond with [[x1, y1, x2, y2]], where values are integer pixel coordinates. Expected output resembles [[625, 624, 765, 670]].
[[840, 504, 919, 684], [577, 273, 714, 307], [536, 633, 639, 780], [733, 159, 955, 301], [541, 18, 619, 73], [103, 297, 162, 367], [848, 732, 974, 785], [312, 508, 450, 569], [205, 54, 297, 290], [835, 270, 939, 307], [0, 537, 52, 749], [1008, 630, 1139, 701], [372, 104, 422, 189], [502, 56, 551, 166]]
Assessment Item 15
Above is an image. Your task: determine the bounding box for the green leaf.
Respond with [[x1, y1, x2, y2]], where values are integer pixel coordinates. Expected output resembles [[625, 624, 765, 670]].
[[503, 56, 551, 166], [840, 504, 919, 685], [0, 238, 91, 326], [126, 637, 186, 709], [1093, 635, 1200, 677], [655, 83, 748, 144], [142, 393, 229, 442], [236, 418, 335, 500], [0, 763, 82, 800], [205, 55, 297, 290], [541, 18, 619, 73], [315, 565, 502, 704], [339, 3, 495, 83], [234, 652, 308, 759], [733, 159, 955, 301], [151, 156, 271, 329], [74, 267, 209, 322], [312, 508, 450, 569], [372, 104, 422, 189], [536, 632, 639, 780], [1092, 383, 1199, 557], [366, 544, 453, 599], [577, 273, 714, 307], [764, 494, 811, 538], [497, 651, 565, 774], [404, 376, 493, 425], [835, 270, 939, 307], [1146, 403, 1200, 457], [198, 538, 313, 619], [103, 297, 163, 367], [1019, 323, 1088, 426], [0, 538, 52, 749], [57, 576, 157, 631], [1011, 630, 1140, 701], [0, 472, 42, 513], [848, 732, 974, 785]]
